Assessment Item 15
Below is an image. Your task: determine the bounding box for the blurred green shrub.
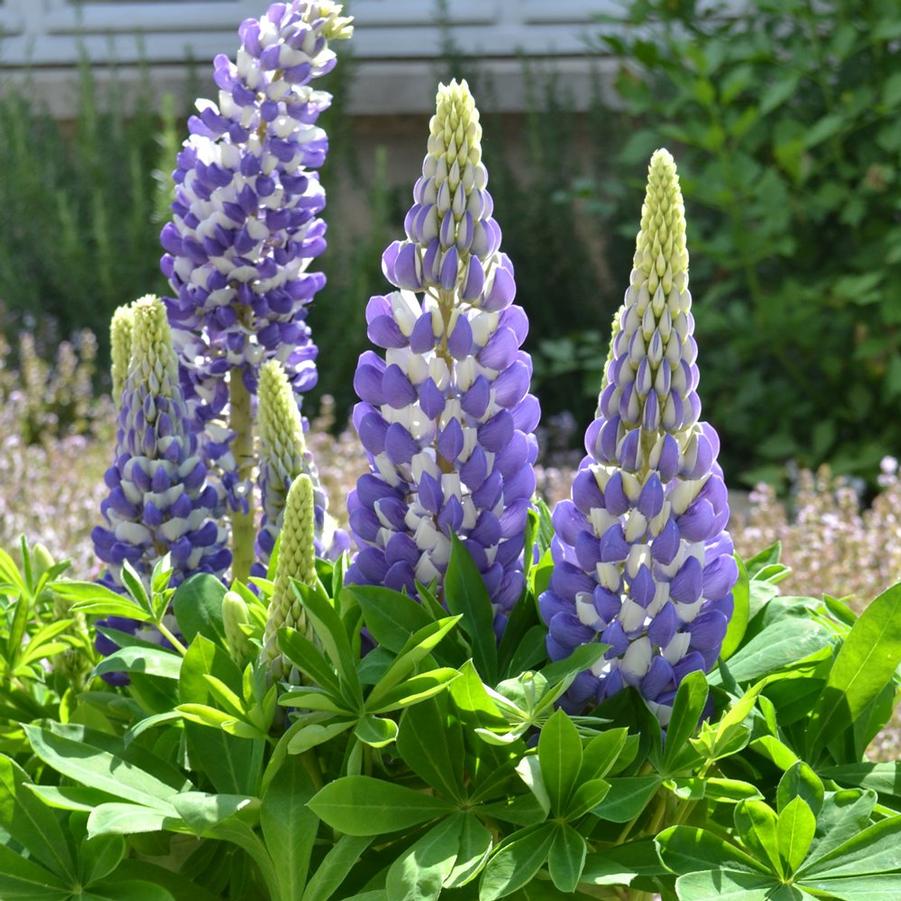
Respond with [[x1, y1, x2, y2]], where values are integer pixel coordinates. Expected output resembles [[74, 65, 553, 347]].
[[0, 61, 171, 346], [576, 0, 901, 483]]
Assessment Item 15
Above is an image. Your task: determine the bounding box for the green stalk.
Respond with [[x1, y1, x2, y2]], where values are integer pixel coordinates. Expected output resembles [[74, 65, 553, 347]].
[[230, 368, 256, 583]]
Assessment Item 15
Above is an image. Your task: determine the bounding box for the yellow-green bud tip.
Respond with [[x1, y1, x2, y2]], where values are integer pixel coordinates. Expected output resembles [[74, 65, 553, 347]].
[[428, 79, 482, 170], [634, 149, 688, 295], [110, 302, 135, 404], [315, 1, 353, 40], [258, 360, 307, 463]]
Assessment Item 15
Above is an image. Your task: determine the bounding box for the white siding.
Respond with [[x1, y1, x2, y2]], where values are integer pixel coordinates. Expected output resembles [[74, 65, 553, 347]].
[[0, 0, 616, 115]]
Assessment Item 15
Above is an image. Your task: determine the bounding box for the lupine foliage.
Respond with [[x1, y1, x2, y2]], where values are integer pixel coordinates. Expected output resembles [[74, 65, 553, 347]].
[[0, 5, 900, 901]]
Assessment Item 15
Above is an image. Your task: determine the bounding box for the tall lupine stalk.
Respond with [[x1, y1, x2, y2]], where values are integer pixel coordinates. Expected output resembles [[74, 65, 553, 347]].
[[92, 296, 230, 587], [256, 359, 348, 569], [159, 1, 352, 581], [346, 80, 540, 632], [540, 151, 737, 723], [262, 473, 317, 680]]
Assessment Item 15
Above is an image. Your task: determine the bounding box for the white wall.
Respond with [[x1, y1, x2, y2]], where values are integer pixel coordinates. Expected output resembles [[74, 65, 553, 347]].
[[0, 0, 617, 115]]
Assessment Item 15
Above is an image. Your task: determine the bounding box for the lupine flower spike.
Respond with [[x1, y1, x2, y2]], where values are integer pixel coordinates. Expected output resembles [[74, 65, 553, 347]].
[[263, 473, 317, 681], [159, 1, 352, 579], [110, 303, 135, 406], [346, 79, 540, 633], [257, 359, 349, 570], [92, 296, 231, 587], [540, 150, 737, 724]]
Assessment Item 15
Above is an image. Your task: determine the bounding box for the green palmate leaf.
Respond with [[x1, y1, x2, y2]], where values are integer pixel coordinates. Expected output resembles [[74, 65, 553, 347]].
[[820, 762, 901, 799], [538, 709, 582, 814], [171, 574, 227, 645], [57, 580, 151, 621], [674, 869, 782, 900], [286, 719, 354, 754], [566, 778, 610, 819], [580, 728, 628, 781], [444, 535, 499, 683], [777, 762, 824, 816], [24, 725, 183, 811], [106, 861, 220, 901], [365, 667, 459, 712], [663, 670, 708, 772], [397, 696, 464, 802], [656, 825, 768, 876], [278, 628, 341, 696], [582, 840, 668, 886], [777, 797, 816, 873], [345, 585, 435, 653], [591, 775, 661, 823], [120, 559, 152, 615], [76, 878, 175, 901], [807, 582, 901, 761], [709, 616, 833, 685], [798, 814, 901, 879], [27, 784, 120, 813], [0, 844, 70, 899], [445, 814, 493, 888], [385, 814, 462, 901], [735, 799, 784, 876], [301, 835, 373, 901], [353, 715, 398, 748], [93, 646, 182, 681], [805, 789, 876, 866], [547, 824, 587, 892], [86, 803, 175, 837], [0, 756, 76, 880], [260, 755, 318, 901], [800, 874, 901, 899], [480, 825, 556, 900], [79, 834, 126, 885], [308, 776, 454, 836]]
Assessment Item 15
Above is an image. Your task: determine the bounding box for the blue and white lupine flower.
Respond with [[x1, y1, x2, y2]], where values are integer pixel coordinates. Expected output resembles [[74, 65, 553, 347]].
[[92, 295, 231, 586], [256, 358, 349, 570], [539, 150, 737, 724], [346, 80, 540, 632]]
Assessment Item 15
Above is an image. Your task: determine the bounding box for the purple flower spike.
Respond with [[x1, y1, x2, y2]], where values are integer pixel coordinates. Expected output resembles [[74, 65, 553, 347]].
[[160, 2, 353, 500], [539, 150, 737, 724], [346, 80, 540, 632]]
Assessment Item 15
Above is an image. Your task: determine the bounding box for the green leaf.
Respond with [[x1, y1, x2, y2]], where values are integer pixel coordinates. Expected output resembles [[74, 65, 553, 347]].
[[93, 646, 182, 681], [591, 776, 661, 823], [800, 874, 901, 899], [663, 670, 708, 772], [308, 776, 454, 835], [656, 825, 769, 876], [798, 814, 901, 878], [171, 574, 227, 645], [79, 833, 125, 884], [709, 617, 832, 685], [538, 709, 582, 814], [397, 696, 464, 802], [445, 814, 492, 888], [547, 824, 586, 892], [778, 797, 816, 873], [579, 728, 628, 781], [734, 800, 783, 877], [480, 825, 556, 900], [367, 667, 460, 713], [582, 840, 667, 885], [820, 762, 901, 799], [566, 778, 610, 820], [86, 803, 174, 837], [278, 628, 341, 696], [23, 725, 183, 811], [721, 556, 750, 660], [261, 755, 318, 901], [777, 762, 823, 816], [0, 755, 76, 879], [807, 583, 901, 761], [301, 835, 372, 901], [120, 559, 152, 615], [0, 844, 70, 899], [805, 789, 876, 866], [76, 878, 175, 901], [353, 715, 398, 748], [286, 719, 354, 754], [385, 814, 462, 901], [346, 585, 434, 653], [444, 535, 499, 683], [674, 868, 781, 900]]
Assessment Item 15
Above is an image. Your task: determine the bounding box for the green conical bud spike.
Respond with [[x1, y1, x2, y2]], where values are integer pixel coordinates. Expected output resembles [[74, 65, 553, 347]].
[[634, 148, 688, 297], [128, 295, 180, 400], [258, 359, 308, 491], [262, 474, 317, 681], [316, 1, 354, 40], [222, 590, 254, 668], [110, 302, 135, 406], [429, 79, 483, 175]]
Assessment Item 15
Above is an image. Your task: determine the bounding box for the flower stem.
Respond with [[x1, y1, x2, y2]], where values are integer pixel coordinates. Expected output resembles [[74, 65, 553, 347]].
[[230, 368, 256, 583]]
